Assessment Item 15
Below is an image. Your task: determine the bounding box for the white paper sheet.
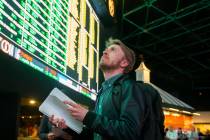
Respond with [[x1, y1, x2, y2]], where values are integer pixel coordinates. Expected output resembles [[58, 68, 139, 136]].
[[39, 88, 83, 134]]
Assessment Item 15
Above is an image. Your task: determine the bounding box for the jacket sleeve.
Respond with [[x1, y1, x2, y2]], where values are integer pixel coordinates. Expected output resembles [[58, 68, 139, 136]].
[[71, 127, 93, 140], [83, 81, 146, 140]]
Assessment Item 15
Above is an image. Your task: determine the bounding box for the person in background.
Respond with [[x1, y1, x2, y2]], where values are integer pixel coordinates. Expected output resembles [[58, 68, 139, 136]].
[[197, 128, 204, 140], [188, 127, 199, 140], [177, 128, 183, 140], [165, 126, 177, 140], [204, 129, 210, 140], [50, 38, 151, 140], [164, 127, 169, 139], [31, 124, 39, 138], [39, 115, 72, 140]]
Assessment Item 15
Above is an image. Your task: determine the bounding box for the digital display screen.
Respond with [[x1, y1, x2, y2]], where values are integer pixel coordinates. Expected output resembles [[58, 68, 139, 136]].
[[0, 0, 100, 100]]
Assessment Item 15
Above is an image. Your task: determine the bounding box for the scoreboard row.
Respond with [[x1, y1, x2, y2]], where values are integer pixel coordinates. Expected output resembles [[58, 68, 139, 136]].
[[0, 0, 100, 100]]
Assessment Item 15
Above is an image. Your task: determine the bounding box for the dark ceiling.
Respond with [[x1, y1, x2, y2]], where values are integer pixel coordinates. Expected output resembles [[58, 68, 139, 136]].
[[118, 0, 210, 110]]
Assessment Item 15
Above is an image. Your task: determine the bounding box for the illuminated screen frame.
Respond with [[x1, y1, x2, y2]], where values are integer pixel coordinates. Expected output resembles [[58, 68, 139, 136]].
[[0, 0, 100, 100]]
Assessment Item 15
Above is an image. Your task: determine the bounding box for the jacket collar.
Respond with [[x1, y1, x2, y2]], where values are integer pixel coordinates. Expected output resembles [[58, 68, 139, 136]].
[[112, 74, 131, 86]]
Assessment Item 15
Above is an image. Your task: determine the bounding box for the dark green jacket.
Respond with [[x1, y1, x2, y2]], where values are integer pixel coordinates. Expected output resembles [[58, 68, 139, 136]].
[[81, 74, 147, 140]]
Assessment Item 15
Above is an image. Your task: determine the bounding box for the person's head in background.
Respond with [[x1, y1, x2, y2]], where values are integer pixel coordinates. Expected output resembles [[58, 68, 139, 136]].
[[99, 38, 136, 79], [168, 126, 174, 131]]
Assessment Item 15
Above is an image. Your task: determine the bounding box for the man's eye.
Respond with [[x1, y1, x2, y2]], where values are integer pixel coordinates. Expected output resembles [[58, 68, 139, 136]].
[[110, 47, 115, 51]]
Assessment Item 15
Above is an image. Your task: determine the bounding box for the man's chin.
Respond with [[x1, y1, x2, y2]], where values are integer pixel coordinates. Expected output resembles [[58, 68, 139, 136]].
[[99, 63, 109, 71]]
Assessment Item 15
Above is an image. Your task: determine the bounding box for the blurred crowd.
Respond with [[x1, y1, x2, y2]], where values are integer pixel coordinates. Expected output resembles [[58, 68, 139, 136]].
[[164, 126, 210, 140]]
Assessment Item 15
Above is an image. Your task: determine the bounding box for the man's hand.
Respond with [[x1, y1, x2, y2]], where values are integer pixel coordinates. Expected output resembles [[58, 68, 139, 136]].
[[49, 115, 68, 129], [48, 101, 88, 130], [47, 132, 55, 140], [64, 101, 89, 122]]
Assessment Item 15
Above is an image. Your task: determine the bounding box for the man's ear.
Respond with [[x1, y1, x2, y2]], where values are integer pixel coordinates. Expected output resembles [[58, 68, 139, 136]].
[[120, 59, 129, 68]]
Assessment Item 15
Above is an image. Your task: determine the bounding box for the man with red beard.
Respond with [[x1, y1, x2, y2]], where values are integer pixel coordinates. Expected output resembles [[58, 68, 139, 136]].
[[50, 38, 147, 140]]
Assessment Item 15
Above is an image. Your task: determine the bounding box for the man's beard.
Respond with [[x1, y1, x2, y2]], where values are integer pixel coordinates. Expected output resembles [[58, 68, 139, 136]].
[[99, 59, 120, 72]]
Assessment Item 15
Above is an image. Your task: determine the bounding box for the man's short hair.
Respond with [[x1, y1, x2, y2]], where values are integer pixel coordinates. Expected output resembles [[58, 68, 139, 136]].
[[105, 38, 136, 73]]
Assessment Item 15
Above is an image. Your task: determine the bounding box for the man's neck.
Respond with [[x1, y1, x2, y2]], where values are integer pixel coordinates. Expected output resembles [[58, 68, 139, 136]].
[[103, 69, 124, 80]]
